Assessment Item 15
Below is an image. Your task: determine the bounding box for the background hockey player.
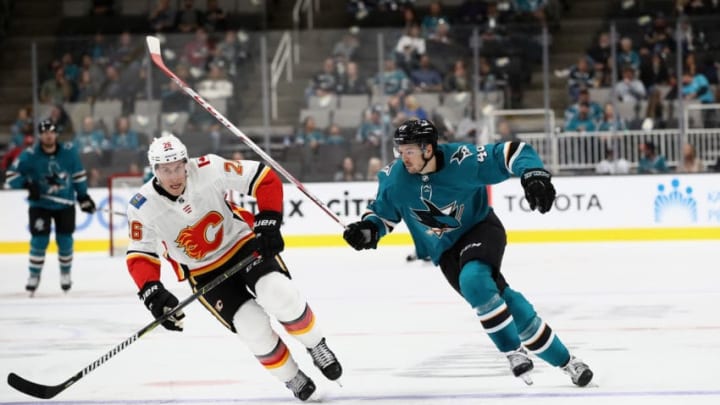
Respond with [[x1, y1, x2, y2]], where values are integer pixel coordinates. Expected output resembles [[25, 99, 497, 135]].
[[3, 119, 96, 295], [343, 119, 593, 387], [125, 134, 341, 401]]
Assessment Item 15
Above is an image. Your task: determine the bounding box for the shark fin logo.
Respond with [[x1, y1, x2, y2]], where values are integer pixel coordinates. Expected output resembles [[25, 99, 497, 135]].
[[411, 199, 464, 237], [654, 179, 697, 223]]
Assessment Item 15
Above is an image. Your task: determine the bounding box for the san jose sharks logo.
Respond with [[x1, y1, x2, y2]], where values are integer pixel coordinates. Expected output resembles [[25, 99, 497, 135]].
[[45, 161, 68, 194], [411, 198, 464, 237], [450, 145, 472, 165]]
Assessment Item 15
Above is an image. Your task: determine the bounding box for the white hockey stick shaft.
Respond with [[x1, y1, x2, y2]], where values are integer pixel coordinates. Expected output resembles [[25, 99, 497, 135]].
[[145, 35, 346, 229], [40, 195, 126, 217]]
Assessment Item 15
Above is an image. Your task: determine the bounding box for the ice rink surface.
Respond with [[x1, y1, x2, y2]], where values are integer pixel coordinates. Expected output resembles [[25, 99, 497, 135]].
[[1, 241, 719, 405]]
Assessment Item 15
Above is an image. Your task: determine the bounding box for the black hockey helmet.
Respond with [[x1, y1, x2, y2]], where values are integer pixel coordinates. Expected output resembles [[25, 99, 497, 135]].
[[38, 119, 57, 134], [393, 119, 438, 150]]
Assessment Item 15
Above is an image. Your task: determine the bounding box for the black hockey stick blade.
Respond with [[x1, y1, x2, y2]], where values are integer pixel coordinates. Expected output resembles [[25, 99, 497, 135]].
[[7, 253, 260, 399], [7, 372, 68, 399]]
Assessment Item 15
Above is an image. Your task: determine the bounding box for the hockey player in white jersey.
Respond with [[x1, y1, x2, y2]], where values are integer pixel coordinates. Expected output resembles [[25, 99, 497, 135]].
[[125, 134, 342, 401]]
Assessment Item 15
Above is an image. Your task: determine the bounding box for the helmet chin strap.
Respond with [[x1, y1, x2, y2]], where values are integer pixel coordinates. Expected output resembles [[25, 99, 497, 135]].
[[418, 144, 434, 174]]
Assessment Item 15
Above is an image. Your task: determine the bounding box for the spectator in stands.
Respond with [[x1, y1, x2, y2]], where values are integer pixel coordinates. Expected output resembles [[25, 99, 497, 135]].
[[595, 148, 631, 175], [398, 95, 428, 122], [86, 32, 110, 65], [75, 69, 99, 103], [183, 27, 210, 74], [231, 150, 245, 161], [682, 69, 716, 127], [75, 116, 108, 155], [614, 66, 647, 103], [1, 134, 34, 172], [47, 104, 72, 136], [639, 52, 670, 90], [149, 0, 175, 33], [366, 156, 383, 180], [677, 142, 704, 173], [564, 102, 598, 132], [334, 156, 364, 182], [598, 103, 627, 132], [586, 32, 612, 88], [98, 65, 129, 102], [111, 116, 140, 150], [566, 57, 596, 102], [421, 2, 449, 37], [162, 80, 191, 112], [197, 62, 234, 100], [675, 0, 713, 16], [175, 0, 204, 33], [357, 107, 386, 147], [444, 59, 471, 92], [410, 55, 443, 93], [214, 30, 249, 77], [80, 53, 104, 87], [326, 124, 346, 145], [109, 31, 138, 68], [637, 141, 668, 174], [565, 89, 603, 123], [617, 37, 641, 75], [643, 13, 673, 55], [512, 0, 548, 23], [9, 106, 33, 147], [477, 57, 505, 93], [61, 52, 81, 84], [295, 116, 326, 152], [496, 120, 518, 142], [332, 32, 360, 62], [394, 24, 426, 73], [338, 61, 369, 95], [428, 19, 453, 45], [375, 59, 410, 96], [307, 57, 340, 99], [204, 0, 227, 32], [40, 67, 72, 105]]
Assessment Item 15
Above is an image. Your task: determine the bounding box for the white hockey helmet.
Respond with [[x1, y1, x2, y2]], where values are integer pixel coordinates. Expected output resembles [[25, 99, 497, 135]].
[[147, 133, 188, 174]]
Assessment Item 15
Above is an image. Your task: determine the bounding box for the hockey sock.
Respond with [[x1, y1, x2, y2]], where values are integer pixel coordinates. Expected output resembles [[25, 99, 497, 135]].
[[29, 234, 50, 275], [233, 300, 299, 382], [255, 272, 323, 348], [503, 288, 571, 367], [460, 261, 521, 352], [56, 233, 73, 274]]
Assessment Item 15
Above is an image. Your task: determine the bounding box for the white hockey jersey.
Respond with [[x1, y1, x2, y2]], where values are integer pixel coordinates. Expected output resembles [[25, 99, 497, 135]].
[[125, 154, 283, 289]]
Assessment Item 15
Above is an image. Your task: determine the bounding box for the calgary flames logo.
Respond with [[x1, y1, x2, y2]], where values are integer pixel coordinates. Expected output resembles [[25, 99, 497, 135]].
[[175, 211, 224, 260]]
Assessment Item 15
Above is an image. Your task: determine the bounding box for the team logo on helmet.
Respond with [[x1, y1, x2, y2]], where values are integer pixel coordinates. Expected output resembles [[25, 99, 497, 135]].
[[175, 211, 225, 260]]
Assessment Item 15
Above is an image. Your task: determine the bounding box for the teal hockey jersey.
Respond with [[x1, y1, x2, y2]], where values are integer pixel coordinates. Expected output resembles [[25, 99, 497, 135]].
[[364, 141, 545, 264]]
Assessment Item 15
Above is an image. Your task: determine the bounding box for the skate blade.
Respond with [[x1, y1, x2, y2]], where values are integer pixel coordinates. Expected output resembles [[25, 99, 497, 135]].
[[333, 378, 343, 388], [518, 372, 533, 385]]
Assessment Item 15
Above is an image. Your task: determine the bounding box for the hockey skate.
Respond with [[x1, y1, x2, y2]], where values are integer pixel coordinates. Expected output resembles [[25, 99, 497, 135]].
[[562, 355, 593, 387], [307, 337, 343, 381], [506, 347, 534, 385], [26, 274, 40, 297], [285, 370, 316, 401], [60, 273, 72, 292]]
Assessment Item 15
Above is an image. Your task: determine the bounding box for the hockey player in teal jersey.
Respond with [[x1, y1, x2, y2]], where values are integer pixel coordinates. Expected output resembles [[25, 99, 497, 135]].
[[4, 119, 96, 295], [343, 119, 593, 387]]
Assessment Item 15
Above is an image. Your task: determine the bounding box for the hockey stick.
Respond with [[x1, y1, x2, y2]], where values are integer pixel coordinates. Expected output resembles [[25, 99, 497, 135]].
[[40, 194, 126, 217], [7, 253, 260, 399], [145, 36, 346, 229]]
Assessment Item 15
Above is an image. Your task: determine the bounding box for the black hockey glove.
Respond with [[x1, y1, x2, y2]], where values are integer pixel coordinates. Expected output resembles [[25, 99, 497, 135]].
[[77, 194, 96, 214], [25, 181, 40, 201], [343, 220, 379, 250], [253, 211, 285, 258], [521, 168, 556, 214], [138, 281, 185, 332]]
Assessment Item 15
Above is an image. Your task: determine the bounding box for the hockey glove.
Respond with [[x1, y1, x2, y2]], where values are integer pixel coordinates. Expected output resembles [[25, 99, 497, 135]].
[[25, 181, 40, 201], [139, 281, 185, 332], [253, 211, 285, 258], [343, 220, 379, 250], [78, 194, 96, 214], [521, 168, 556, 214]]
